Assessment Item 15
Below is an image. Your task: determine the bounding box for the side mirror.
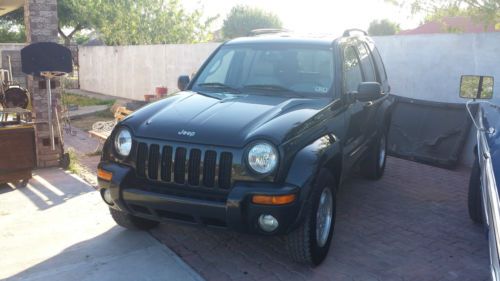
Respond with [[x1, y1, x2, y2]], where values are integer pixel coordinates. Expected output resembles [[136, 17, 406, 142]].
[[177, 75, 190, 91], [356, 82, 382, 101], [460, 75, 494, 100]]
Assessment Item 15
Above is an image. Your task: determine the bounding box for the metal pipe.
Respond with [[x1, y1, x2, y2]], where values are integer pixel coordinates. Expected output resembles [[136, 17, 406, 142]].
[[7, 56, 13, 82], [46, 77, 55, 150]]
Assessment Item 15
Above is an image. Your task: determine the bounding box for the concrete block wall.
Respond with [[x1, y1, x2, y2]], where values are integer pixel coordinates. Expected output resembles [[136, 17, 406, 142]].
[[79, 33, 500, 104], [373, 33, 500, 104], [1, 49, 26, 88], [79, 43, 219, 100], [0, 44, 25, 66]]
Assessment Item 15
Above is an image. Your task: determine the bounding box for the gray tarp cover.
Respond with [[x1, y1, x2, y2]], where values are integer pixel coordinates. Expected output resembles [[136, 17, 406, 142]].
[[388, 96, 477, 169]]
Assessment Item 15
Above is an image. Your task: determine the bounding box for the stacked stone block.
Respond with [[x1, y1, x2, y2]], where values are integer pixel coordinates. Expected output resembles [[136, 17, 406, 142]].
[[24, 0, 62, 167]]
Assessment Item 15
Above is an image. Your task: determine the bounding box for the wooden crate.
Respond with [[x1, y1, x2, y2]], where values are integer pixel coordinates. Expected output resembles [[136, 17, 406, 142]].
[[0, 125, 36, 184]]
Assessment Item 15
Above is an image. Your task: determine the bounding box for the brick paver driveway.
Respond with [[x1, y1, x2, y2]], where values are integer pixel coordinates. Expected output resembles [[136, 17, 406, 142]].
[[151, 157, 490, 281]]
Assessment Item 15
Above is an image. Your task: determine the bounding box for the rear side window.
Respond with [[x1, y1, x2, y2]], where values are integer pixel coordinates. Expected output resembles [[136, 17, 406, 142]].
[[356, 42, 377, 82], [367, 42, 388, 84], [343, 46, 363, 93]]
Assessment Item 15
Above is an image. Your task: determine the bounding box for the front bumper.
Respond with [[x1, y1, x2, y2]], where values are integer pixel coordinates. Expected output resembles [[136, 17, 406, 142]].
[[98, 162, 302, 235]]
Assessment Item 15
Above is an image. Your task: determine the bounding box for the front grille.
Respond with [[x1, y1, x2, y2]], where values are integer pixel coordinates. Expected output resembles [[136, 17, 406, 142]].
[[135, 142, 233, 190]]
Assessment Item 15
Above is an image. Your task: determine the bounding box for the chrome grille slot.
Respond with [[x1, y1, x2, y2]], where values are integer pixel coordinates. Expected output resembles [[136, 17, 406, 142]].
[[161, 146, 173, 182], [203, 150, 217, 187], [174, 147, 187, 184], [188, 149, 202, 186], [136, 143, 148, 178], [148, 144, 160, 180], [218, 152, 233, 189], [135, 142, 234, 191]]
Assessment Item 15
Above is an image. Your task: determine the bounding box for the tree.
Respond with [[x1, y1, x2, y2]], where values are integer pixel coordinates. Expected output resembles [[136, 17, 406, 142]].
[[58, 0, 96, 46], [0, 9, 25, 43], [368, 19, 400, 36], [0, 22, 25, 43], [92, 0, 217, 45], [0, 0, 216, 45], [424, 4, 470, 22], [222, 5, 282, 39], [386, 0, 500, 28]]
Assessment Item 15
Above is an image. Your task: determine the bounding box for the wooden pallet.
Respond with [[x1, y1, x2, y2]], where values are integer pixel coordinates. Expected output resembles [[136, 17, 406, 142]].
[[88, 107, 133, 152]]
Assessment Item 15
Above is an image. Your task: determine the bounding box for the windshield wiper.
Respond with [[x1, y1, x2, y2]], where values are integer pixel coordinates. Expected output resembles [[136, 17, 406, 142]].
[[197, 82, 240, 93], [243, 84, 296, 93], [194, 91, 223, 100]]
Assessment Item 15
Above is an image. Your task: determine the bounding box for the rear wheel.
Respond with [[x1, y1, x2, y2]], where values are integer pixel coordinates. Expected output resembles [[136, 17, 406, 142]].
[[109, 208, 159, 230], [468, 157, 483, 224], [360, 130, 387, 180], [285, 169, 336, 266]]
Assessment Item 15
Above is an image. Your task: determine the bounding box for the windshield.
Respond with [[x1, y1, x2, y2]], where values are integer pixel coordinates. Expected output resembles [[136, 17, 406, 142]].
[[192, 45, 334, 97]]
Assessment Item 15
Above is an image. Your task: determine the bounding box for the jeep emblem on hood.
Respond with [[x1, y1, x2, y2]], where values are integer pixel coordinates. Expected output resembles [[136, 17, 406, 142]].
[[178, 129, 196, 137]]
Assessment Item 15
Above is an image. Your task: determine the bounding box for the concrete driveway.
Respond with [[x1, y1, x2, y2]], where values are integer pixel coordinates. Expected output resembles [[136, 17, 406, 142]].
[[0, 168, 202, 281]]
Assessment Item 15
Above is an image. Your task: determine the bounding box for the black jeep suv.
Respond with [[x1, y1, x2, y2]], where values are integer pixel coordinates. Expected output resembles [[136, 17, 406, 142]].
[[97, 29, 393, 265]]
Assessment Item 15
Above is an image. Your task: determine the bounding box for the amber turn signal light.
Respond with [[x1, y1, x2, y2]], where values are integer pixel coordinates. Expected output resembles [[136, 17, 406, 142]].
[[252, 194, 296, 205], [97, 168, 113, 181]]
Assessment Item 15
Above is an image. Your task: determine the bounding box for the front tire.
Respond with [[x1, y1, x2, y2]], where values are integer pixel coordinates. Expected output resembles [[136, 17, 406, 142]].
[[285, 169, 336, 266], [360, 130, 387, 180], [468, 157, 483, 224], [109, 208, 159, 230]]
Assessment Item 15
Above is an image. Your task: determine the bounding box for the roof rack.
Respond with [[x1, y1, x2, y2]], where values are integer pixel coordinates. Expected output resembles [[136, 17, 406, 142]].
[[250, 28, 290, 36], [342, 29, 367, 37]]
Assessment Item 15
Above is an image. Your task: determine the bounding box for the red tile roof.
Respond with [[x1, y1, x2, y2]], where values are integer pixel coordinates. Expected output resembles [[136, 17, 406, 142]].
[[399, 16, 497, 35]]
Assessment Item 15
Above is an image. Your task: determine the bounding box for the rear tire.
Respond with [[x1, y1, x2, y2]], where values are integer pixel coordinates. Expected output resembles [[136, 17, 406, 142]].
[[109, 208, 159, 230], [285, 169, 336, 266], [360, 130, 387, 180], [468, 157, 483, 224]]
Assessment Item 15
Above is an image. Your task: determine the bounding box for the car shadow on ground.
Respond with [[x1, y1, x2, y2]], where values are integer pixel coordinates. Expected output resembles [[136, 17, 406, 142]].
[[150, 157, 490, 281], [4, 226, 182, 281]]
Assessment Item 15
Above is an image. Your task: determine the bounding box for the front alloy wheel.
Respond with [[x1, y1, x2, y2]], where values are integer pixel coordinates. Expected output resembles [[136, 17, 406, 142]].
[[316, 188, 333, 247], [285, 169, 336, 266]]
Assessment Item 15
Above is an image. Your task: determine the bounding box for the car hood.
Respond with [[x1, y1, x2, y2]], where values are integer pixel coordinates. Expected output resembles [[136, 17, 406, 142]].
[[123, 91, 330, 147]]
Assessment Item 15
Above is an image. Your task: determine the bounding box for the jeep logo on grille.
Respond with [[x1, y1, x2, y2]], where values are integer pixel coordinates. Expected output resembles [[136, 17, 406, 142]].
[[178, 130, 196, 137]]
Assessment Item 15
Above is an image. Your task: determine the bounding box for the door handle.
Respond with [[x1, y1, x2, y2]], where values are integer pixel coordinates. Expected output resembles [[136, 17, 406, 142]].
[[363, 101, 374, 107]]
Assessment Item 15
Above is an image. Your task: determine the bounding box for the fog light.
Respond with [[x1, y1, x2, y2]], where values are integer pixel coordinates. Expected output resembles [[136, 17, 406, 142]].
[[258, 214, 279, 232], [102, 189, 114, 205]]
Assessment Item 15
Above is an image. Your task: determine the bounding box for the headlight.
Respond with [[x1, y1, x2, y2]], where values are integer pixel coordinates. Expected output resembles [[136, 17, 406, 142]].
[[114, 127, 132, 157], [247, 142, 278, 174]]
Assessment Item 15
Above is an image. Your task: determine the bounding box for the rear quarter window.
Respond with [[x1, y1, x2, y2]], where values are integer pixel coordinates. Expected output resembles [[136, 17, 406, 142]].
[[367, 43, 387, 84]]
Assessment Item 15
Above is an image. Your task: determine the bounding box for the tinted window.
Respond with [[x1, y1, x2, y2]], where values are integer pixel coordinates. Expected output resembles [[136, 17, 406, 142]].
[[343, 46, 363, 93], [193, 46, 334, 96], [357, 42, 377, 82], [366, 42, 387, 83], [202, 50, 235, 83]]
